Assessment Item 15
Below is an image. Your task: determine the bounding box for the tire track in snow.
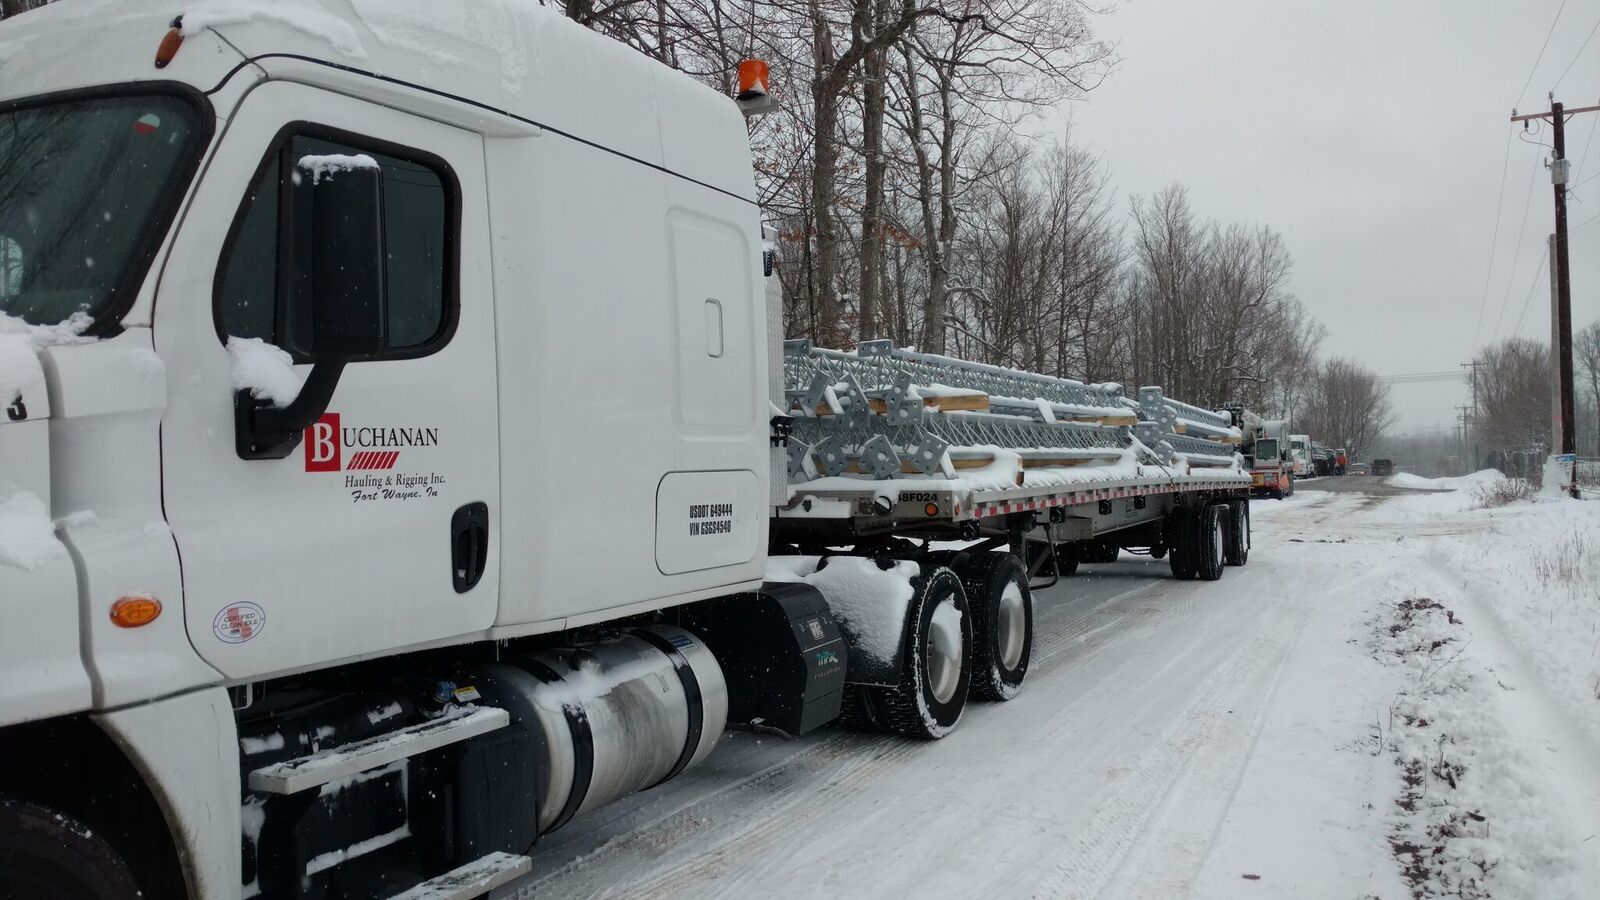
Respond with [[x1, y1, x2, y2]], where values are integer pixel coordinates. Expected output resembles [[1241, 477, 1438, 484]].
[[589, 736, 930, 898], [1024, 611, 1299, 900], [1025, 564, 1396, 900]]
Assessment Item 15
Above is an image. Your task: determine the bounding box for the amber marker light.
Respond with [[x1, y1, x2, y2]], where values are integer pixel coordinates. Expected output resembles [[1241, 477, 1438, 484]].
[[154, 18, 184, 69], [110, 596, 162, 628], [924, 503, 939, 517], [736, 59, 770, 101]]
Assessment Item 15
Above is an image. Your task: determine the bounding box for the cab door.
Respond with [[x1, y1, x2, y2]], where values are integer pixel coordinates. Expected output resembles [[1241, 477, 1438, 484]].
[[155, 82, 499, 678]]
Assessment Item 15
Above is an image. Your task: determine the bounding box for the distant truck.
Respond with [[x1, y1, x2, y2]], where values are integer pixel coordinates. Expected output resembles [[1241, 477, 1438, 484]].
[[1223, 406, 1294, 499], [1289, 434, 1313, 478], [1371, 458, 1395, 476]]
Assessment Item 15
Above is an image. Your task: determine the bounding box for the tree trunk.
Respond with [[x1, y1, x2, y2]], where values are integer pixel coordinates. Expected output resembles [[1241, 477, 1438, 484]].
[[809, 1, 843, 346], [856, 0, 889, 343]]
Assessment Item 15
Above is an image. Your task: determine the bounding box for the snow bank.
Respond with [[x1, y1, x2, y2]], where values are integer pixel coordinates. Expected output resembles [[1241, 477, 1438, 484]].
[[182, 0, 367, 59], [0, 483, 64, 571], [1371, 594, 1587, 898], [1388, 469, 1505, 492], [227, 337, 303, 407], [767, 555, 918, 664], [297, 153, 378, 184], [1430, 499, 1600, 744]]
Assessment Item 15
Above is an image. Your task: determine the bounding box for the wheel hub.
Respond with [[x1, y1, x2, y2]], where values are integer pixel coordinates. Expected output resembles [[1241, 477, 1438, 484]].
[[996, 583, 1026, 670], [925, 598, 963, 704]]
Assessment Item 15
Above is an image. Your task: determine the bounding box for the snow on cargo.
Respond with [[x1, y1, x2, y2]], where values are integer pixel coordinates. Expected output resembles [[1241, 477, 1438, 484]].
[[0, 483, 64, 571], [297, 152, 379, 184], [180, 0, 367, 59], [227, 336, 304, 407]]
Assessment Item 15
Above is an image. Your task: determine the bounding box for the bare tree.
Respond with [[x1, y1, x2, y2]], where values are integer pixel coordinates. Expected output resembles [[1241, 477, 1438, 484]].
[[1473, 337, 1552, 451], [1574, 320, 1600, 456], [1297, 358, 1394, 459]]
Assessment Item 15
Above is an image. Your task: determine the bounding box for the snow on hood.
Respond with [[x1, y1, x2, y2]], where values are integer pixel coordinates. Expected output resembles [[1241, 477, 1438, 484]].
[[227, 337, 305, 407], [0, 483, 65, 571], [0, 310, 95, 414]]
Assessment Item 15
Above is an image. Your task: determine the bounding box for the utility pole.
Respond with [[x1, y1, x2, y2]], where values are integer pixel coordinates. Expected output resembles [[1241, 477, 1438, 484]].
[[1459, 360, 1480, 469], [1511, 94, 1599, 496]]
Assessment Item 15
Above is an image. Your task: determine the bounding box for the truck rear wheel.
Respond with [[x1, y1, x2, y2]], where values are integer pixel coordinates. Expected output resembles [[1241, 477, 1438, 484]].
[[869, 567, 972, 739], [0, 799, 142, 900], [1223, 500, 1250, 566], [941, 553, 1031, 701], [1168, 508, 1198, 580], [1195, 504, 1226, 581]]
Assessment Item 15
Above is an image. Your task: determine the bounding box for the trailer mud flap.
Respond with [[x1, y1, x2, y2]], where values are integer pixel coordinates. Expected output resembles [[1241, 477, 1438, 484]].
[[680, 583, 847, 735]]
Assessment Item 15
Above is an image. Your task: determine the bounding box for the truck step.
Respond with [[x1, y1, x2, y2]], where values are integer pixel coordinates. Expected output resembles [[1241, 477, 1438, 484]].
[[387, 851, 532, 900], [248, 707, 509, 795]]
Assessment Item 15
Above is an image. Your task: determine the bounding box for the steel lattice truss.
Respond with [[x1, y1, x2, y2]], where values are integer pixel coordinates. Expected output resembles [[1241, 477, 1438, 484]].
[[781, 340, 1241, 482]]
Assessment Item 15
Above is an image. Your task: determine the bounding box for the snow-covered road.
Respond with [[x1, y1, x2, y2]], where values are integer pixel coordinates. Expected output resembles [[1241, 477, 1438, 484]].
[[499, 479, 1600, 900]]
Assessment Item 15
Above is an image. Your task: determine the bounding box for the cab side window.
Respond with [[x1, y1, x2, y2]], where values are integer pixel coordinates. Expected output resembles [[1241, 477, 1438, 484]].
[[217, 131, 455, 359]]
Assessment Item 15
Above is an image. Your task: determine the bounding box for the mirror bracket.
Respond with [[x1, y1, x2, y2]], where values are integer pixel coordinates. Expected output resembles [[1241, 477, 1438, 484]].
[[234, 357, 349, 460]]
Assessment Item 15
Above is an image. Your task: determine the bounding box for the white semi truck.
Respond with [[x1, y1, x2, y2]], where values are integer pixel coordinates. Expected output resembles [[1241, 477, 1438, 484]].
[[0, 3, 1253, 898]]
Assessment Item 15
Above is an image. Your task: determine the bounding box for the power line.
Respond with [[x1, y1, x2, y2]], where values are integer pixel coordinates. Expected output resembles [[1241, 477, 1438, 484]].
[[1490, 152, 1544, 344], [1517, 0, 1569, 107], [1510, 249, 1549, 337], [1551, 16, 1599, 90], [1472, 126, 1515, 350]]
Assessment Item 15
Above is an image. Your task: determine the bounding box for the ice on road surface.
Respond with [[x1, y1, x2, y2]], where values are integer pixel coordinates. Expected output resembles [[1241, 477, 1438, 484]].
[[500, 478, 1600, 900]]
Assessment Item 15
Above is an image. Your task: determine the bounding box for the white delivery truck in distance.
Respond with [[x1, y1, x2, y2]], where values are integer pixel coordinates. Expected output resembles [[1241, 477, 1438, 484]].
[[0, 4, 1252, 899]]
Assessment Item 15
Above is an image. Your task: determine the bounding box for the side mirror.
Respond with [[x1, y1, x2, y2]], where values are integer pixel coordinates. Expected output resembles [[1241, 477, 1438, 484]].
[[235, 156, 388, 459], [300, 157, 388, 356]]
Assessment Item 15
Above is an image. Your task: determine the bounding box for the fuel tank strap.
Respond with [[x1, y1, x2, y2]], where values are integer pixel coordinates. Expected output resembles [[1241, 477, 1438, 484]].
[[630, 629, 705, 789], [523, 659, 594, 833]]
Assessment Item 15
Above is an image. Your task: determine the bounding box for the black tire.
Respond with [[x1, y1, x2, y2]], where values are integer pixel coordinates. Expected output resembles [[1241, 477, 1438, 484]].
[[1223, 500, 1249, 567], [1195, 504, 1226, 581], [1168, 507, 1198, 580], [868, 566, 972, 739], [0, 799, 141, 900], [943, 553, 1032, 701]]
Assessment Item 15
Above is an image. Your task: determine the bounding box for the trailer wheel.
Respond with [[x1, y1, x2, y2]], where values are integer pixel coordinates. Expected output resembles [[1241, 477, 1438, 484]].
[[0, 799, 142, 900], [943, 553, 1032, 701], [1149, 544, 1167, 560], [1223, 500, 1250, 567], [870, 567, 972, 739], [1168, 508, 1198, 580], [1195, 504, 1226, 581]]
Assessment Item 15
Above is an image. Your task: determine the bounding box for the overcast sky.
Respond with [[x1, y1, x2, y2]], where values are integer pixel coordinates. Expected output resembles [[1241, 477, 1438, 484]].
[[1053, 0, 1600, 431]]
